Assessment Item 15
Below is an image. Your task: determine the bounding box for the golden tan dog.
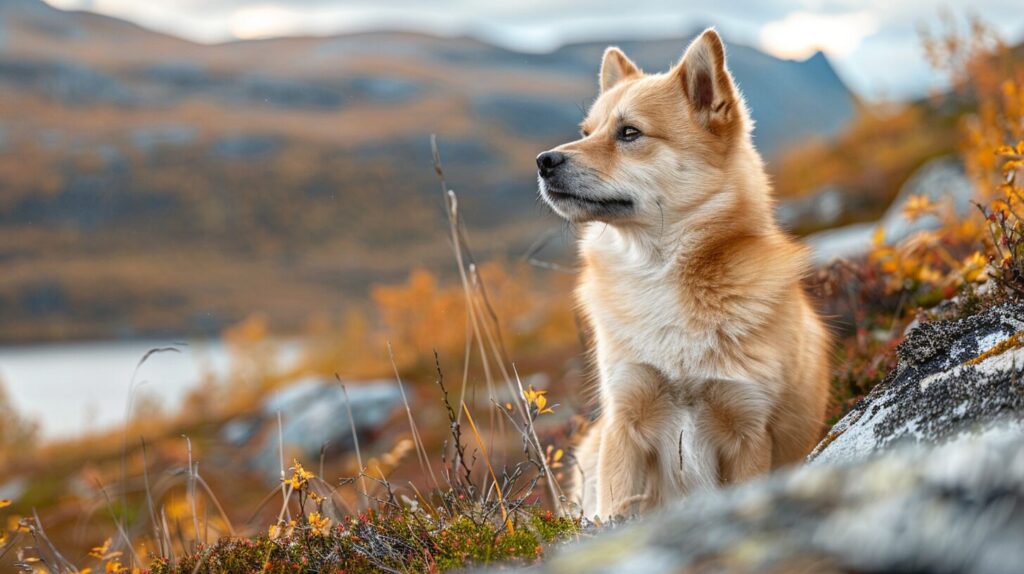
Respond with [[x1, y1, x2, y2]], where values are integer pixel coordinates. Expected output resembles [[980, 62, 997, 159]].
[[535, 28, 830, 518]]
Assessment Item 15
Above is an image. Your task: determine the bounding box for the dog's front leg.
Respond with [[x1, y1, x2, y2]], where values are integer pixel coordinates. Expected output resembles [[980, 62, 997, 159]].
[[594, 363, 674, 518], [701, 380, 773, 485], [569, 418, 602, 516], [594, 418, 648, 518]]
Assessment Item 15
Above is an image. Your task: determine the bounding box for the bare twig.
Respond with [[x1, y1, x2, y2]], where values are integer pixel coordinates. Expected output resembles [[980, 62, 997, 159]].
[[337, 375, 369, 511], [388, 342, 440, 490]]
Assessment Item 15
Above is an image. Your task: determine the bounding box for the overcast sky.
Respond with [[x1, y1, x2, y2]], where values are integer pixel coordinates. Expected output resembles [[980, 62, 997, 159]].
[[46, 0, 1024, 100]]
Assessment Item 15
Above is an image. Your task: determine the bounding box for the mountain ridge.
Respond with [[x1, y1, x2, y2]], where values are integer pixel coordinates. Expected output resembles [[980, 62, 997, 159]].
[[0, 0, 861, 342]]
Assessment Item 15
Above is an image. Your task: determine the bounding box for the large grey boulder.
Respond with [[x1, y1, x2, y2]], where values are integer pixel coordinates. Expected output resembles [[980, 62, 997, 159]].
[[220, 377, 402, 479], [537, 428, 1024, 574], [526, 303, 1024, 573], [807, 156, 974, 264], [776, 185, 846, 231]]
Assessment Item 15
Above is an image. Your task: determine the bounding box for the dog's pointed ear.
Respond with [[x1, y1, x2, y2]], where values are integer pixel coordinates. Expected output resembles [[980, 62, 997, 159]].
[[673, 28, 741, 136], [600, 47, 640, 92]]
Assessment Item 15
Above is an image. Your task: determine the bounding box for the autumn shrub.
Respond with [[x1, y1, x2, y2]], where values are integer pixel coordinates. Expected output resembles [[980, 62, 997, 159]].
[[815, 15, 1024, 421]]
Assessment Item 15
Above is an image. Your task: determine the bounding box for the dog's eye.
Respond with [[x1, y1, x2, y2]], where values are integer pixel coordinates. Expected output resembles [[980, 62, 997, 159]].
[[618, 125, 642, 142], [580, 128, 591, 138]]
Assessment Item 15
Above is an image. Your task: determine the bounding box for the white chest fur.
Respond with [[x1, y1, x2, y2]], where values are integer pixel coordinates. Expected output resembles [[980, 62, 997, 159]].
[[578, 227, 721, 389]]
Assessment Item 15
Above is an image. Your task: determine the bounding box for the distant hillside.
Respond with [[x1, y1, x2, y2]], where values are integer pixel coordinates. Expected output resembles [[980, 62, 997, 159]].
[[0, 0, 859, 342]]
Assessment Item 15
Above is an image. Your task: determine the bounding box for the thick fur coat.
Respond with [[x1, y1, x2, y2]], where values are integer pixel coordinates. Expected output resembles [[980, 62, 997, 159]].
[[535, 29, 830, 518]]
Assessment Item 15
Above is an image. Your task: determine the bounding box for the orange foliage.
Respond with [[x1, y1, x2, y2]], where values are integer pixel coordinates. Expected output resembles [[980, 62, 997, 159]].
[[772, 105, 951, 228], [371, 262, 575, 371], [924, 14, 1024, 296], [371, 267, 469, 368], [851, 15, 1024, 307], [211, 261, 579, 396]]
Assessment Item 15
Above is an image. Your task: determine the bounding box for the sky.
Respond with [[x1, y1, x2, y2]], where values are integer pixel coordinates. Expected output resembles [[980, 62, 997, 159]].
[[44, 0, 1024, 100]]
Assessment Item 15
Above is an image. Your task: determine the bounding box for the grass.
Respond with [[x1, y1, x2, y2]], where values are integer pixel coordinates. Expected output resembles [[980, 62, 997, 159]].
[[149, 505, 578, 574]]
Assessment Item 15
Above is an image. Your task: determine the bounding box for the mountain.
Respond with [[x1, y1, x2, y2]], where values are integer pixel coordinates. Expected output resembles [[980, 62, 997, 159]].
[[0, 0, 859, 342]]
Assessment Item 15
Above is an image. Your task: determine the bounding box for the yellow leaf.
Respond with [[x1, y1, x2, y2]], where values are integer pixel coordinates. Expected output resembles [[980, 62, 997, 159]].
[[903, 194, 936, 221], [89, 538, 112, 559], [961, 251, 990, 283], [872, 226, 886, 247], [916, 265, 942, 285]]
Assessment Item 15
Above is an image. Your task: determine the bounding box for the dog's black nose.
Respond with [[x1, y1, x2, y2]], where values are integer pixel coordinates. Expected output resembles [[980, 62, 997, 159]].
[[536, 151, 566, 178]]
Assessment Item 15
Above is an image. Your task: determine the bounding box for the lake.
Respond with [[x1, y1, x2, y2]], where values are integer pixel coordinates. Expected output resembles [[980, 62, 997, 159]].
[[0, 338, 303, 440]]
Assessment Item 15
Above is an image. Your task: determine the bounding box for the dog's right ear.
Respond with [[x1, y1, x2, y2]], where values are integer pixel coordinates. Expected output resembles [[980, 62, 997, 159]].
[[672, 28, 742, 137], [600, 47, 640, 93]]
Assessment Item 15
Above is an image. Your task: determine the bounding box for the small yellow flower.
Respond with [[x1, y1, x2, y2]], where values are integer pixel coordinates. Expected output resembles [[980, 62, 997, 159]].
[[961, 251, 990, 283], [523, 385, 554, 415], [307, 511, 332, 536], [871, 226, 886, 247], [903, 194, 936, 221], [545, 445, 564, 469], [285, 460, 315, 490], [268, 523, 282, 540], [916, 265, 943, 285]]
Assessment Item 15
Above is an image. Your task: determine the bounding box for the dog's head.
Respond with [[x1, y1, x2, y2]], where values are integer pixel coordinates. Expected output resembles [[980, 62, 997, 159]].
[[537, 29, 750, 225]]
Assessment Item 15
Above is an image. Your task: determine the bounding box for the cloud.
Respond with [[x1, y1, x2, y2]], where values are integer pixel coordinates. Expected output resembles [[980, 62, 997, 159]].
[[39, 0, 1024, 99], [760, 10, 879, 60], [229, 4, 305, 39]]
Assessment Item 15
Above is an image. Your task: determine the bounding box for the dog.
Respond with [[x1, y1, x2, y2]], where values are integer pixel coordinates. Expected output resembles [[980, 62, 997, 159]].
[[535, 28, 830, 518]]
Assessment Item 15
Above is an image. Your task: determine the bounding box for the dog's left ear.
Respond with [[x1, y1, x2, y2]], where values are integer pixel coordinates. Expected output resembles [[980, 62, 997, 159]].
[[673, 28, 741, 137]]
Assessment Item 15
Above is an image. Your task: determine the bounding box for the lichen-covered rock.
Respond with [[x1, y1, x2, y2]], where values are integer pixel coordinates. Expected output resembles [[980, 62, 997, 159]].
[[515, 303, 1024, 574], [810, 302, 1024, 464], [534, 428, 1024, 574]]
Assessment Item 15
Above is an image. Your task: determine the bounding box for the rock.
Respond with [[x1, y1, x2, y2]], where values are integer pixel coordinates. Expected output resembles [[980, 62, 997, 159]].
[[803, 221, 875, 264], [220, 377, 403, 479], [806, 156, 974, 264], [516, 303, 1024, 573], [777, 185, 845, 231], [810, 302, 1024, 464], [0, 476, 26, 502], [534, 428, 1024, 574]]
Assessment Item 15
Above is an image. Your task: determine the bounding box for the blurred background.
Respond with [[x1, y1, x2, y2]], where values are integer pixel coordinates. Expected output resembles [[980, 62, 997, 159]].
[[1, 0, 1023, 566]]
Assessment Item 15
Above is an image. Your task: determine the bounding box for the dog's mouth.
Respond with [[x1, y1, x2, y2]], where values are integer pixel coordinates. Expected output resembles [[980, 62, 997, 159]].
[[544, 186, 634, 211]]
